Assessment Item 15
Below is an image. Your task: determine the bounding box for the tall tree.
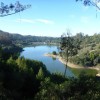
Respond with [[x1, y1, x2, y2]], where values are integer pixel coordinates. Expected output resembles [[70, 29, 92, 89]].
[[60, 30, 81, 76]]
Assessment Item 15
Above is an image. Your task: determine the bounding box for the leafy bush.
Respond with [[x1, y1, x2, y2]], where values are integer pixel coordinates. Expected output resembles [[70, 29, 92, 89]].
[[70, 49, 100, 67], [52, 51, 57, 55]]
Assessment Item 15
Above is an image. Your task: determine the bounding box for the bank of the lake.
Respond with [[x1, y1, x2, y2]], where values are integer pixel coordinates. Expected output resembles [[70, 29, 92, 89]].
[[20, 46, 75, 77], [44, 53, 99, 76]]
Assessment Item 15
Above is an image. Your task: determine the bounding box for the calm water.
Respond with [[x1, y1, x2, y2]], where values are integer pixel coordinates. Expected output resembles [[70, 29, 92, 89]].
[[20, 45, 74, 77]]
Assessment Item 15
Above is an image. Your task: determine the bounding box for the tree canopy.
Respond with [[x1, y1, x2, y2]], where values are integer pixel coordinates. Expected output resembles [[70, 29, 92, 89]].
[[76, 0, 100, 10], [0, 1, 31, 17]]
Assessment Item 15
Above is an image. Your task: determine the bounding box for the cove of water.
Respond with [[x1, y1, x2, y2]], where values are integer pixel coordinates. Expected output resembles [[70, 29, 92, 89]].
[[20, 45, 74, 77]]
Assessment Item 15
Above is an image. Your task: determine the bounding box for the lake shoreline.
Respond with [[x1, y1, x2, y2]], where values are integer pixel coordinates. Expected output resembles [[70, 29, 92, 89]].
[[44, 53, 100, 76]]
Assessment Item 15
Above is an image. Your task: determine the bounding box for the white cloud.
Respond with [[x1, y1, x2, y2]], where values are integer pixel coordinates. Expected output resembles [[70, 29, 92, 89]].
[[36, 19, 54, 24], [16, 19, 35, 23], [80, 16, 90, 24], [16, 18, 54, 25]]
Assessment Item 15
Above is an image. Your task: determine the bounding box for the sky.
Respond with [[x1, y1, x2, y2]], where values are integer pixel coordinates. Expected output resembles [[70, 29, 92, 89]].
[[0, 0, 100, 37]]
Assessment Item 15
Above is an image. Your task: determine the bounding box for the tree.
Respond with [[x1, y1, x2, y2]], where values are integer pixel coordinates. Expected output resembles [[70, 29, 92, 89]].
[[60, 32, 72, 62], [0, 47, 2, 59], [0, 1, 31, 17], [36, 67, 44, 80], [76, 0, 100, 10], [60, 30, 80, 62], [52, 51, 57, 55], [60, 30, 81, 76]]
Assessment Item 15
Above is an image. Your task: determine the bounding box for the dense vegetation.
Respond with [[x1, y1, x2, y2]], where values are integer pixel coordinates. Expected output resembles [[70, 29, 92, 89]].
[[0, 30, 100, 67], [60, 33, 100, 67], [70, 33, 100, 66], [0, 30, 60, 47], [0, 57, 48, 99], [0, 46, 100, 99], [0, 30, 100, 99]]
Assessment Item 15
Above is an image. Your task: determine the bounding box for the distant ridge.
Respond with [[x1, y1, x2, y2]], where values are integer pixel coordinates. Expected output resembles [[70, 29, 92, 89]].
[[0, 30, 60, 46]]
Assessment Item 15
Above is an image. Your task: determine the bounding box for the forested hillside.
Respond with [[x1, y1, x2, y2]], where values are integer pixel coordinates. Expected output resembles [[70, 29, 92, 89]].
[[0, 0, 100, 99], [0, 40, 100, 99], [0, 30, 100, 99], [0, 30, 60, 46], [0, 30, 100, 67], [60, 33, 100, 67], [0, 30, 100, 47], [71, 33, 100, 67]]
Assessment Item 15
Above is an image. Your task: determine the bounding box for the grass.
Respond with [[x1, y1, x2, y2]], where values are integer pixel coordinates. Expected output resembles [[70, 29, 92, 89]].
[[69, 67, 98, 77]]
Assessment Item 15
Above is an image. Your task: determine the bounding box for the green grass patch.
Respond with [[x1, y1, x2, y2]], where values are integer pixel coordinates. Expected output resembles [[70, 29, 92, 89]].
[[69, 67, 98, 77]]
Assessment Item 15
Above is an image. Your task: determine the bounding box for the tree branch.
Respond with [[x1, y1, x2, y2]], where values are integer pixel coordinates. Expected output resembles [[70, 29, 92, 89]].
[[76, 0, 100, 10], [0, 1, 31, 17]]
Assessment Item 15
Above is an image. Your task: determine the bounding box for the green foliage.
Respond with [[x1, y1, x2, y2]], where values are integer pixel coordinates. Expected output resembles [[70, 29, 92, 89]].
[[51, 72, 68, 84], [69, 67, 98, 77], [1, 46, 22, 60], [0, 47, 3, 60], [0, 47, 100, 99], [35, 72, 100, 100], [35, 77, 61, 100], [0, 31, 100, 99], [36, 67, 44, 80], [52, 51, 57, 55], [0, 30, 60, 46], [60, 32, 81, 63], [70, 49, 100, 66], [0, 50, 50, 99], [61, 33, 100, 67]]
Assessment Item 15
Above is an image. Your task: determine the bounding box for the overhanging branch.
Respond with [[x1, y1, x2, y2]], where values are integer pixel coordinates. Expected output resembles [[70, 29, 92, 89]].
[[0, 1, 31, 17], [76, 0, 100, 10]]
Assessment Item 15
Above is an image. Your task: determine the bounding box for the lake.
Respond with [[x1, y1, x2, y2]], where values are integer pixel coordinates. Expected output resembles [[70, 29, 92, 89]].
[[20, 45, 74, 77]]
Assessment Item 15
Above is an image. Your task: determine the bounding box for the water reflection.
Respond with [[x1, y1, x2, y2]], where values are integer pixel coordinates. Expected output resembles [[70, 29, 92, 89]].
[[52, 57, 56, 61], [20, 45, 75, 77]]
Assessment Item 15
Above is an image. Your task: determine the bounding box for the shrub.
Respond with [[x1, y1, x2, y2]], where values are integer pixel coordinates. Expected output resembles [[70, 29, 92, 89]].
[[52, 51, 57, 55]]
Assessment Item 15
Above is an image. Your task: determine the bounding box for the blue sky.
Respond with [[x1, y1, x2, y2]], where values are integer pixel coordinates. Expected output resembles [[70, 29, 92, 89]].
[[0, 0, 100, 37]]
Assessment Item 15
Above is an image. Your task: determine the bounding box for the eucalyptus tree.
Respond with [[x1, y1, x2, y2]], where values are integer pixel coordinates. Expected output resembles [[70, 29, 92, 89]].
[[76, 0, 100, 17], [60, 31, 80, 62], [0, 1, 31, 17], [60, 30, 81, 76]]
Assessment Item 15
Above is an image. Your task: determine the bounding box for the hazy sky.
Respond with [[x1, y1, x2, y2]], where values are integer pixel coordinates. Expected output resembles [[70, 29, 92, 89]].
[[0, 0, 100, 37]]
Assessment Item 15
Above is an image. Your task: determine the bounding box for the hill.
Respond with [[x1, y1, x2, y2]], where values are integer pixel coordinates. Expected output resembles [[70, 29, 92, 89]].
[[0, 30, 60, 46]]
